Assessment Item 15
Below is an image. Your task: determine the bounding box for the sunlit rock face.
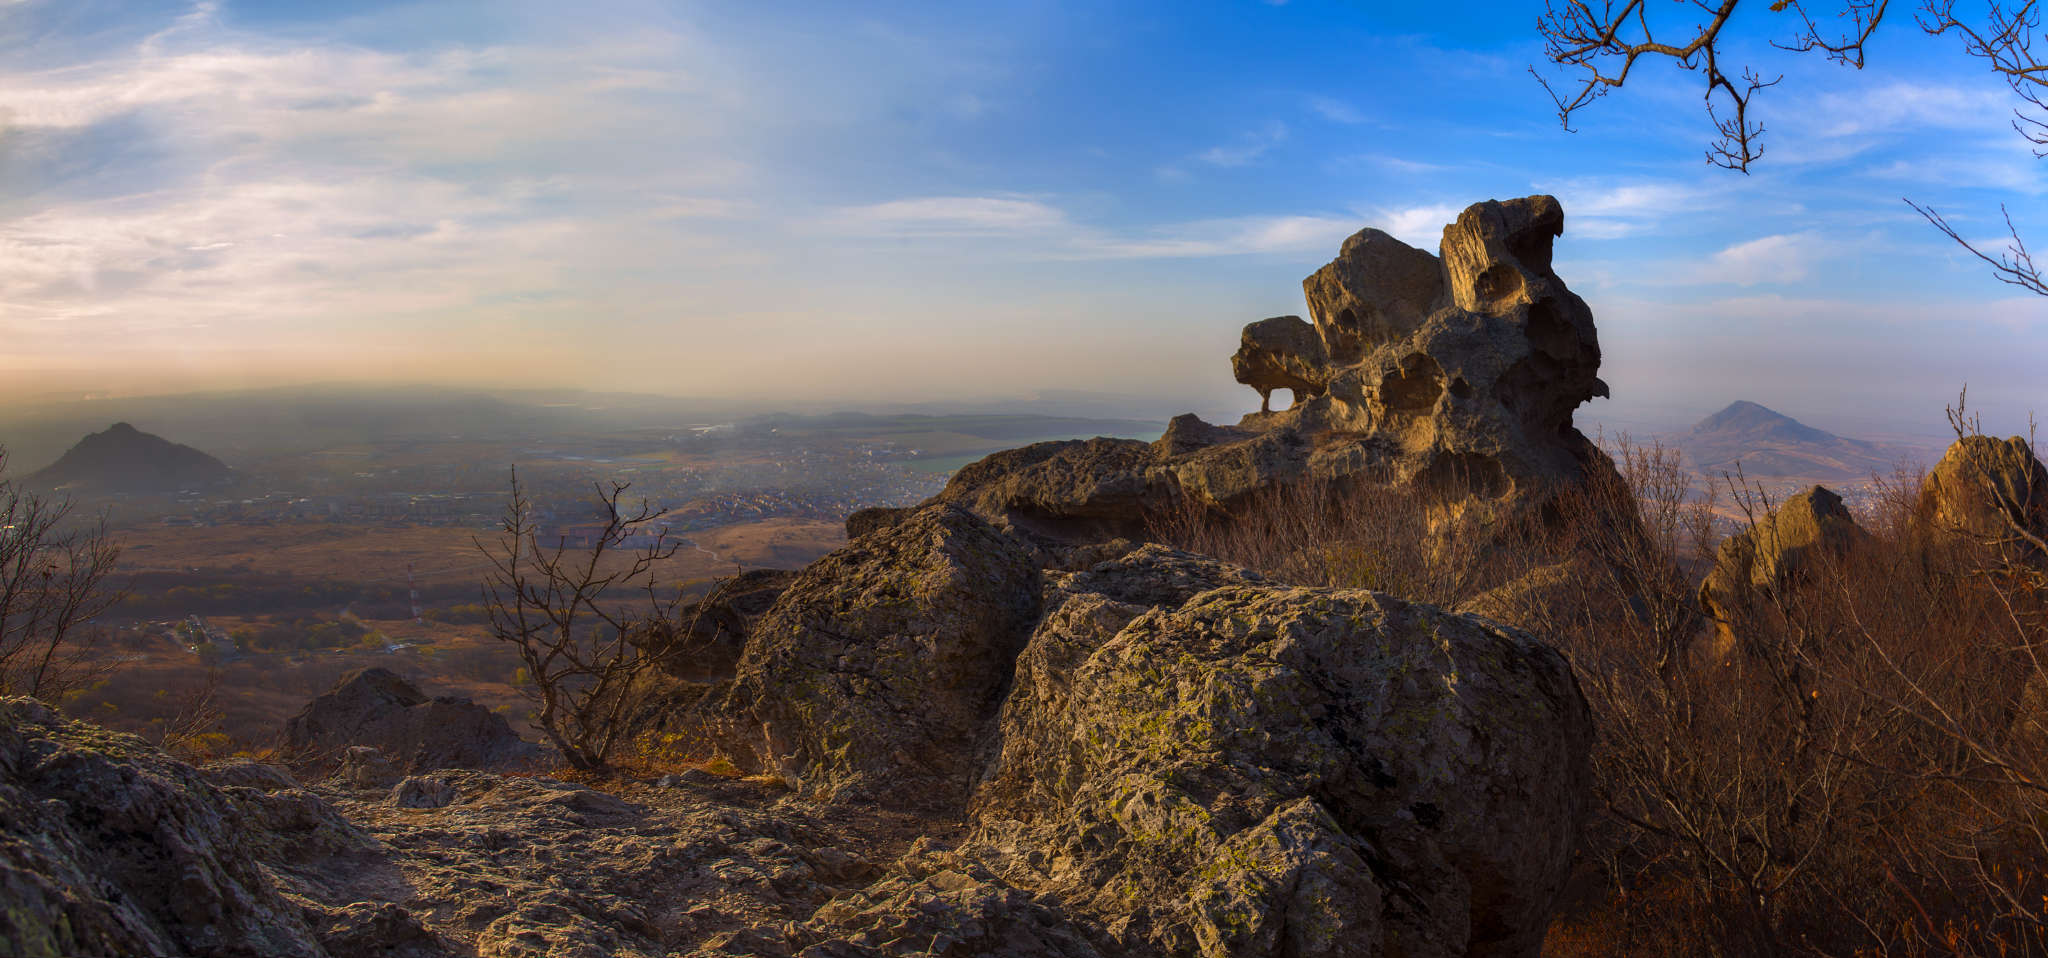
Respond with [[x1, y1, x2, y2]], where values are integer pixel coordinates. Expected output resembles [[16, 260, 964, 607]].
[[1232, 194, 1610, 510], [927, 195, 1616, 542], [1916, 435, 2048, 547]]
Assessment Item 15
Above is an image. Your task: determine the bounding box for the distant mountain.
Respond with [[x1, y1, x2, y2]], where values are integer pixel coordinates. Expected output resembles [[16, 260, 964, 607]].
[[29, 423, 233, 493], [1679, 401, 1908, 480]]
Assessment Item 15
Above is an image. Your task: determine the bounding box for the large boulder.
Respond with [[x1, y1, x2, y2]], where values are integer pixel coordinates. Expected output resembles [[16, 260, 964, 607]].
[[1917, 435, 2048, 548], [971, 584, 1593, 957], [932, 437, 1175, 540], [972, 546, 1268, 825], [927, 196, 1615, 542], [283, 668, 537, 775], [709, 505, 1041, 811], [1699, 485, 1868, 651]]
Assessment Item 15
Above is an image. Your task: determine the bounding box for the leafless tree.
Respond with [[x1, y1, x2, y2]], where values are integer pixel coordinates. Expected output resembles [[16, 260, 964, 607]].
[[0, 449, 125, 701], [1534, 0, 2048, 292], [476, 469, 690, 772]]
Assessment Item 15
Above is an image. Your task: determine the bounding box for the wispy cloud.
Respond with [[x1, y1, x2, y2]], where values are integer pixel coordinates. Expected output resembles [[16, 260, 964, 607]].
[[821, 194, 1353, 259], [822, 196, 1068, 236], [1541, 179, 1710, 239], [1692, 233, 1823, 285], [1196, 122, 1288, 167], [1074, 214, 1355, 259], [1307, 96, 1365, 125], [0, 3, 763, 376]]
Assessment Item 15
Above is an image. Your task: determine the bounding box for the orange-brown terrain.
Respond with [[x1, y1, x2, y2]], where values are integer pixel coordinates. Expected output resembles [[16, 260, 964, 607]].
[[76, 515, 848, 753]]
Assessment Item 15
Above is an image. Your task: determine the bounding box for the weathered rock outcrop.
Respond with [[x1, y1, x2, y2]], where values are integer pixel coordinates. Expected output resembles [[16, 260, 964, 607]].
[[710, 505, 1042, 811], [1917, 435, 2048, 548], [0, 697, 447, 958], [1233, 316, 1330, 413], [971, 583, 1592, 957], [284, 667, 537, 775], [694, 539, 1592, 957], [926, 196, 1613, 542], [1699, 486, 1868, 650]]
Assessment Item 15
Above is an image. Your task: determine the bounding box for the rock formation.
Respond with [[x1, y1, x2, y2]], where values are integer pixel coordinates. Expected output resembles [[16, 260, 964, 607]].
[[283, 668, 538, 775], [710, 505, 1042, 811], [696, 507, 1592, 955], [5, 498, 1597, 958], [0, 698, 449, 958], [1233, 316, 1329, 413], [1699, 486, 1869, 651], [974, 569, 1590, 956], [925, 195, 1613, 542], [1917, 435, 2048, 548]]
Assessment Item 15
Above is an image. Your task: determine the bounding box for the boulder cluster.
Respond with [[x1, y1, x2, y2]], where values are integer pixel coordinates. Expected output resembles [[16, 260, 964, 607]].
[[0, 197, 1619, 958]]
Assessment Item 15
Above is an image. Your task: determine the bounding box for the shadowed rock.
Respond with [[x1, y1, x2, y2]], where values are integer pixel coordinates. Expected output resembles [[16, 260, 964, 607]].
[[634, 568, 799, 682], [1699, 486, 1869, 652], [283, 668, 537, 776], [708, 505, 1041, 811], [0, 697, 448, 958]]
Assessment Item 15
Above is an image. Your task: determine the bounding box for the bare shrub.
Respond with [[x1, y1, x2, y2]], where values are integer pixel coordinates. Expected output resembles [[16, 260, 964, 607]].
[[0, 449, 125, 701], [476, 470, 698, 772], [1149, 436, 2048, 953], [155, 668, 231, 763], [1544, 426, 2048, 955]]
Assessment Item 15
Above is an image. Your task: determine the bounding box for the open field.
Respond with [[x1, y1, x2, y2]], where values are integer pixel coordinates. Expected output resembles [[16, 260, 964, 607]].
[[111, 516, 846, 588], [77, 515, 850, 753]]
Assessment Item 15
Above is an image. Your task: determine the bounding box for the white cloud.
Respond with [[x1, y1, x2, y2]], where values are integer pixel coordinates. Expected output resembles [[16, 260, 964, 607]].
[[1537, 179, 1713, 239], [1072, 214, 1356, 259], [1692, 233, 1822, 285], [0, 5, 768, 375], [1814, 82, 2010, 138], [819, 195, 1354, 259], [823, 196, 1068, 236], [1368, 204, 1461, 249], [1773, 82, 2017, 166]]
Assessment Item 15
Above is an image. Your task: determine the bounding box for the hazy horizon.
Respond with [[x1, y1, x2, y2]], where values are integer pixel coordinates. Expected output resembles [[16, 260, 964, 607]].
[[4, 0, 2045, 439]]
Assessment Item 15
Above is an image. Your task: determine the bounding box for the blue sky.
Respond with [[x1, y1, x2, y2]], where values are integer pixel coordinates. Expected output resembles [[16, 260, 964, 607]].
[[2, 0, 2043, 436]]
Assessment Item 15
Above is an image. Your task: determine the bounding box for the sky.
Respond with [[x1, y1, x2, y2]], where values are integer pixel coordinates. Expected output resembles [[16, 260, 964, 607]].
[[2, 0, 2045, 436]]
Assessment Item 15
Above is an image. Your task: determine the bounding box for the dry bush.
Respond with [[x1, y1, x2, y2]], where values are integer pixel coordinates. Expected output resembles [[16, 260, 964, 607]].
[[1546, 431, 2048, 955], [1149, 465, 1522, 608], [477, 470, 744, 773], [0, 449, 125, 701]]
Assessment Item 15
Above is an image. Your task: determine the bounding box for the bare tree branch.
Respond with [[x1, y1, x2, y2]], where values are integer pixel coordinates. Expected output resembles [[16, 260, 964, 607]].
[[475, 469, 697, 772]]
